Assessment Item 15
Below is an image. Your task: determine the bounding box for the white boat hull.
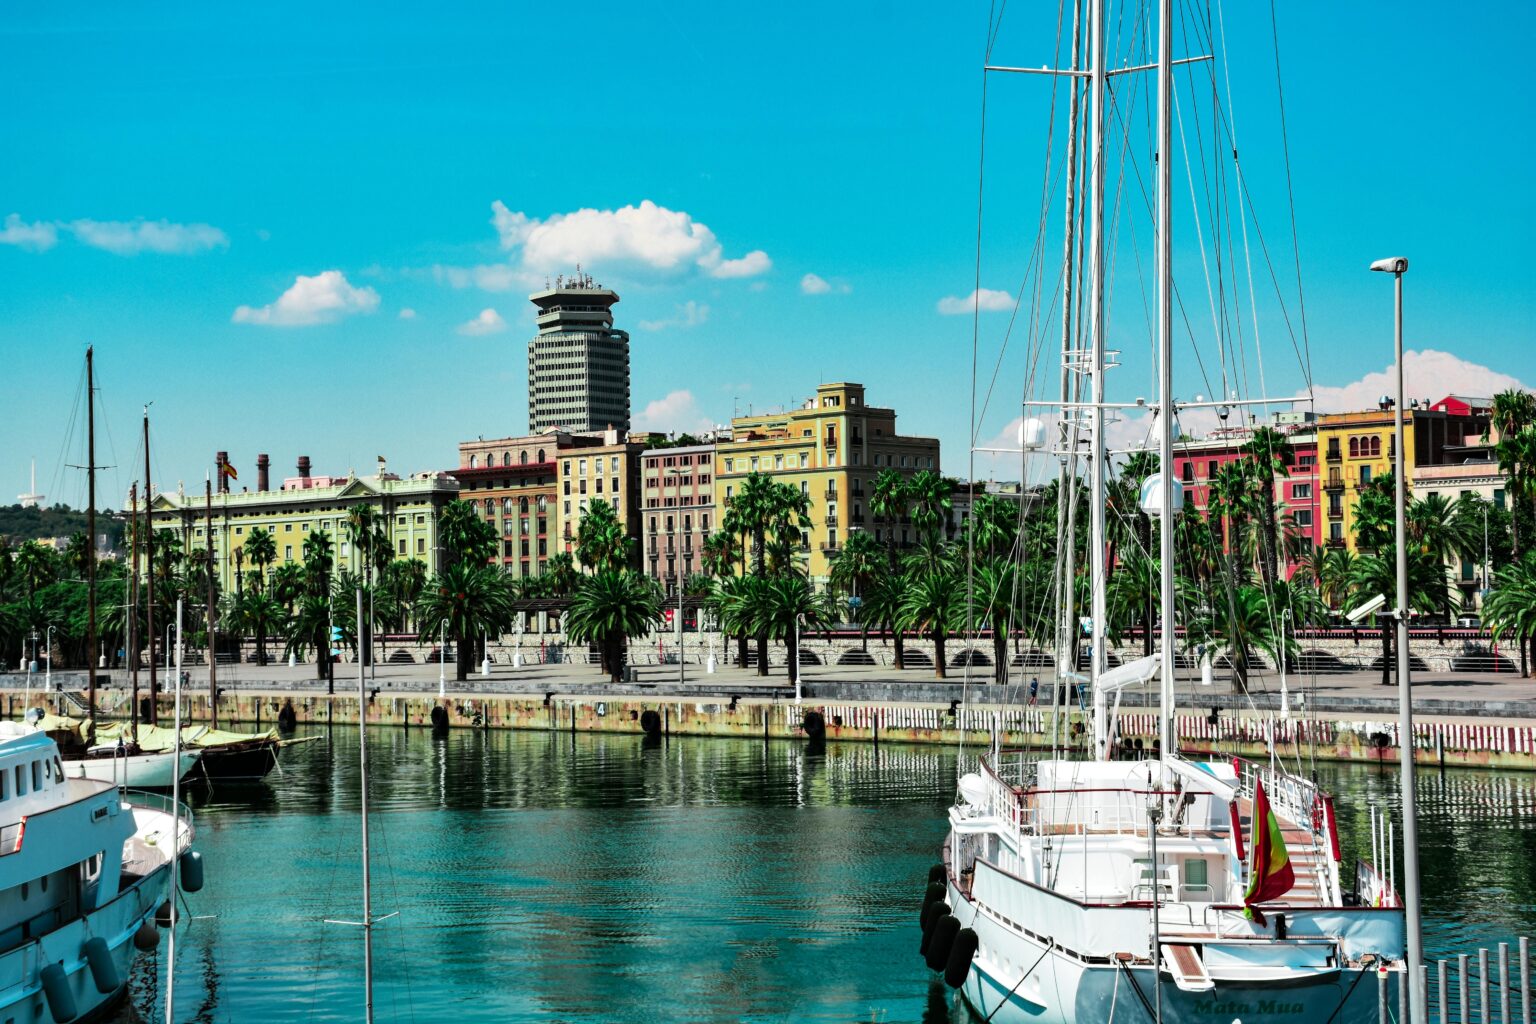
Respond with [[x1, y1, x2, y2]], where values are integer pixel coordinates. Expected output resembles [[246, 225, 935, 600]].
[[950, 885, 1396, 1024], [63, 749, 201, 788]]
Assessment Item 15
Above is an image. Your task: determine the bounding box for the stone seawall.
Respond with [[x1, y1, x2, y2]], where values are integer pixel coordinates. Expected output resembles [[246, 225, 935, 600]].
[[16, 688, 1531, 773]]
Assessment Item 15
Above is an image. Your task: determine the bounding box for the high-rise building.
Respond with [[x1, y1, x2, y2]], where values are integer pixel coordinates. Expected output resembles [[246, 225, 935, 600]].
[[527, 271, 630, 434]]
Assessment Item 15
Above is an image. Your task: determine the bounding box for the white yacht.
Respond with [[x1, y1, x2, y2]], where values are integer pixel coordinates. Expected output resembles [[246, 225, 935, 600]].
[[0, 721, 198, 1023]]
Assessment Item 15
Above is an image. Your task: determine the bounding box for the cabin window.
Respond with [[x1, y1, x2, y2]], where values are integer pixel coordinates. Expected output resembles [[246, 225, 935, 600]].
[[13, 766, 23, 797], [52, 756, 61, 780], [32, 760, 41, 792]]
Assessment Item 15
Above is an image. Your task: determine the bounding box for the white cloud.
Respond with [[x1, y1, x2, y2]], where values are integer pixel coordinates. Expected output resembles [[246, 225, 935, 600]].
[[398, 308, 417, 320], [432, 262, 538, 293], [938, 288, 1014, 315], [801, 272, 851, 295], [232, 270, 380, 327], [487, 198, 770, 280], [633, 389, 717, 435], [69, 218, 227, 255], [457, 308, 507, 336], [1304, 349, 1530, 413], [639, 300, 709, 332], [0, 214, 57, 250]]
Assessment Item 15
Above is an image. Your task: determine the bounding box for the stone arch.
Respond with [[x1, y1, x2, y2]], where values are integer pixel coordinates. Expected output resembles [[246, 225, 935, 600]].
[[951, 649, 992, 667], [899, 649, 933, 668], [1450, 648, 1516, 673], [1012, 649, 1053, 668], [388, 649, 416, 664], [1368, 654, 1431, 673], [838, 649, 877, 666], [797, 649, 821, 665]]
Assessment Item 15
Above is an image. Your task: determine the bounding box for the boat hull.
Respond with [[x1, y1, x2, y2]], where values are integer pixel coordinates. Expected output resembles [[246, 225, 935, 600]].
[[197, 739, 281, 782], [950, 887, 1395, 1024], [63, 749, 201, 788], [0, 858, 173, 1024]]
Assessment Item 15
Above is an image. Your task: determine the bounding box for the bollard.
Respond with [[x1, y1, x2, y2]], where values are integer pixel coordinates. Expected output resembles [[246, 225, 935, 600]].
[[1437, 960, 1447, 1024], [1380, 964, 1391, 1024], [1521, 936, 1530, 1024], [1461, 954, 1471, 1024], [1502, 943, 1512, 1024], [1482, 948, 1491, 1024]]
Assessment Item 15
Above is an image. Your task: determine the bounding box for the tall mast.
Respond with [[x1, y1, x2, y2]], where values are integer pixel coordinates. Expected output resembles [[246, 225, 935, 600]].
[[129, 481, 139, 736], [143, 409, 158, 725], [1156, 0, 1175, 757], [357, 585, 375, 1023], [86, 347, 98, 737], [205, 475, 218, 728], [1053, 0, 1085, 738], [1086, 0, 1108, 719]]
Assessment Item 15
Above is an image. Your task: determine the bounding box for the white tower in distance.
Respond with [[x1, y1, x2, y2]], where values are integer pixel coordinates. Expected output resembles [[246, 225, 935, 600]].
[[17, 458, 45, 509]]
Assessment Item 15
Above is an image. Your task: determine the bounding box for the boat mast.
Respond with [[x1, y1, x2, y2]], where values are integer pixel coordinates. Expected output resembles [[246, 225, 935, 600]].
[[143, 409, 158, 725], [129, 481, 138, 737], [1155, 0, 1175, 759], [166, 598, 184, 1024], [1086, 0, 1109, 754], [86, 347, 98, 739], [205, 476, 218, 728], [356, 586, 375, 1022], [1053, 0, 1085, 753]]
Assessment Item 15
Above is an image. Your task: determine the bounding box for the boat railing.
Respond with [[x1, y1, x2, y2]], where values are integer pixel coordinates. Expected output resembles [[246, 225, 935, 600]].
[[1231, 755, 1343, 903], [979, 753, 1037, 835], [124, 789, 195, 833]]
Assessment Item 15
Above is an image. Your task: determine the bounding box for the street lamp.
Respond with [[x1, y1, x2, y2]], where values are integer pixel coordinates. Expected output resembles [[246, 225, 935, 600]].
[[1371, 254, 1424, 1024], [438, 620, 447, 698], [667, 468, 686, 688], [45, 624, 56, 692], [25, 629, 38, 707]]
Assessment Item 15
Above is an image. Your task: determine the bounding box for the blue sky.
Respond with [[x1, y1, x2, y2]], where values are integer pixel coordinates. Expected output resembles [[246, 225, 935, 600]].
[[1, 1, 1532, 508]]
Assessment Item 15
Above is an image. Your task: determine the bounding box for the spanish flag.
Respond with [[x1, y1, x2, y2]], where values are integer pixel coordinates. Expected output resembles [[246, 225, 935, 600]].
[[218, 456, 238, 481], [1242, 779, 1295, 925]]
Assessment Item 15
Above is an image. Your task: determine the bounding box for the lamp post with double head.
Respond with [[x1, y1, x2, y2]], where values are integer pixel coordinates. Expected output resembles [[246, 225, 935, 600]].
[[1371, 254, 1423, 1024]]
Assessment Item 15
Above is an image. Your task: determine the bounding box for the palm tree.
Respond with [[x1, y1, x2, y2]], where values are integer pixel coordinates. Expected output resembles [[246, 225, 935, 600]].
[[229, 590, 285, 667], [1485, 552, 1536, 678], [542, 553, 578, 596], [742, 573, 821, 685], [898, 565, 963, 680], [969, 558, 1024, 682], [575, 500, 634, 573], [964, 494, 1019, 562], [242, 527, 277, 594], [14, 541, 58, 598], [301, 529, 334, 679], [1190, 584, 1290, 692], [1241, 426, 1292, 587], [700, 530, 741, 580], [907, 471, 956, 541], [416, 561, 513, 681], [1408, 492, 1479, 565], [712, 574, 755, 669], [271, 562, 306, 613], [829, 530, 883, 648], [564, 570, 662, 684]]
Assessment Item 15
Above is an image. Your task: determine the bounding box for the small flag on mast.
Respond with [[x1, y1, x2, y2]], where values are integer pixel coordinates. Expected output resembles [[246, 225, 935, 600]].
[[218, 455, 238, 480]]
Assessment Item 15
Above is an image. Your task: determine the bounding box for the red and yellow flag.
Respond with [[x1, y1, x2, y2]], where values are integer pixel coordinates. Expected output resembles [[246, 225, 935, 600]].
[[218, 456, 238, 480], [1242, 779, 1295, 925]]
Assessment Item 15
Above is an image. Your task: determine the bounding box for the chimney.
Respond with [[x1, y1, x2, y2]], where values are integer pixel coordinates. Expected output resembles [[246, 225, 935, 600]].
[[257, 453, 270, 492], [216, 452, 230, 493], [298, 455, 311, 480]]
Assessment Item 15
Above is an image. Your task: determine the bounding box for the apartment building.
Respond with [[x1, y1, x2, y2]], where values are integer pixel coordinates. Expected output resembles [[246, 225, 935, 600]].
[[640, 442, 718, 594]]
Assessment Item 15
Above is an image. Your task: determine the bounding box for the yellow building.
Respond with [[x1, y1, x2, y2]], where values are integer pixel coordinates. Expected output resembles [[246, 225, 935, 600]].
[[715, 382, 940, 581], [1316, 398, 1491, 552], [554, 430, 650, 565]]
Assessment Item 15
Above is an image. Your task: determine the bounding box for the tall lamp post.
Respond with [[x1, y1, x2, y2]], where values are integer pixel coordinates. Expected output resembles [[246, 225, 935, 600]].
[[667, 468, 686, 687], [1371, 254, 1423, 1024], [45, 624, 56, 692]]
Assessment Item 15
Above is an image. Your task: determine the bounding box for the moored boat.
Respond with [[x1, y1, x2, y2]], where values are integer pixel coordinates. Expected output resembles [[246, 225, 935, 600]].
[[0, 721, 199, 1024], [99, 722, 285, 782]]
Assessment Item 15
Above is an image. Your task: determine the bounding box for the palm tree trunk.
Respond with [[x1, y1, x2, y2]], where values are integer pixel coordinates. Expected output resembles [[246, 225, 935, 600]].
[[256, 627, 266, 667], [756, 632, 769, 677], [735, 632, 747, 668], [786, 629, 798, 687], [315, 624, 327, 679], [993, 631, 1007, 684], [1381, 624, 1392, 686], [934, 629, 946, 680], [608, 634, 624, 685]]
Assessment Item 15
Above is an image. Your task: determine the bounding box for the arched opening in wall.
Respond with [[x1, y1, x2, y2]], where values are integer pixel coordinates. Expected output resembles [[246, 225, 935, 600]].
[[388, 649, 416, 664], [1014, 649, 1054, 668], [1295, 650, 1349, 674], [1451, 648, 1518, 673], [838, 650, 877, 666], [951, 649, 991, 667], [1076, 650, 1122, 670], [1368, 654, 1431, 673], [1216, 650, 1269, 672], [900, 649, 933, 668], [797, 649, 821, 665]]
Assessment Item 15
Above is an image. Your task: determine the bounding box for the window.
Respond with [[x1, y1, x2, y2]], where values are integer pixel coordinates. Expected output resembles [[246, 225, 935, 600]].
[[1329, 495, 1343, 516], [750, 457, 759, 471], [725, 459, 734, 473], [520, 451, 529, 465], [417, 538, 426, 554], [1293, 510, 1313, 528], [1180, 463, 1194, 483], [537, 449, 547, 462], [799, 453, 808, 469], [1329, 522, 1343, 541], [595, 458, 604, 475], [1349, 437, 1360, 458], [1495, 488, 1506, 509], [578, 460, 587, 476], [1292, 483, 1312, 500], [1360, 466, 1372, 485], [469, 454, 478, 468], [1206, 460, 1217, 478], [775, 454, 784, 470], [398, 539, 406, 555], [285, 545, 292, 559]]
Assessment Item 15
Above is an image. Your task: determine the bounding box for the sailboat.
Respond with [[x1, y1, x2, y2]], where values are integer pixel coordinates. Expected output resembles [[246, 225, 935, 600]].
[[920, 4, 1407, 1022], [29, 349, 201, 788]]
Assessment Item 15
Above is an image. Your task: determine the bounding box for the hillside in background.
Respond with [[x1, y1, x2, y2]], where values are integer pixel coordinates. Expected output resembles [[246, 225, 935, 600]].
[[0, 504, 125, 547]]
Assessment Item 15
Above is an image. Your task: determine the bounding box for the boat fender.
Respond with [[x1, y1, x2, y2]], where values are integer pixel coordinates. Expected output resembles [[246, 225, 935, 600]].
[[179, 850, 205, 893], [83, 935, 121, 994], [430, 706, 449, 731], [919, 901, 950, 956], [640, 710, 662, 735], [40, 962, 78, 1023], [155, 901, 177, 928], [921, 882, 945, 918], [944, 927, 979, 987], [133, 921, 160, 951], [802, 711, 826, 738], [927, 863, 946, 885], [925, 914, 961, 972], [277, 701, 297, 731]]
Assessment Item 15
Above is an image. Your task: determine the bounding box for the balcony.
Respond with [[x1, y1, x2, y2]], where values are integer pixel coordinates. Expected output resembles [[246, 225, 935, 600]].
[[1325, 473, 1344, 490], [819, 540, 840, 554], [824, 515, 839, 529], [1328, 506, 1344, 519], [851, 487, 864, 498], [850, 512, 866, 526], [1326, 537, 1346, 549], [824, 487, 839, 500], [1326, 447, 1342, 462], [824, 435, 839, 450]]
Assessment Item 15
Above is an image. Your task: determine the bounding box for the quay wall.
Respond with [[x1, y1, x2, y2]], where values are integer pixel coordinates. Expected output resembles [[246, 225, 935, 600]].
[[11, 688, 1534, 773]]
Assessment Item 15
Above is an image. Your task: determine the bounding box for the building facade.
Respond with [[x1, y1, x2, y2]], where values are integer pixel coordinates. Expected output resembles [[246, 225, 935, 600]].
[[143, 455, 459, 592], [640, 442, 718, 593], [1411, 460, 1508, 609], [555, 431, 646, 566], [527, 271, 631, 434], [454, 430, 606, 579], [715, 382, 941, 582]]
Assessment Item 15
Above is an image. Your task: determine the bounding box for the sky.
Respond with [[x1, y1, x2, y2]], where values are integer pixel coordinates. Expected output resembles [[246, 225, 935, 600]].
[[1, 0, 1532, 510]]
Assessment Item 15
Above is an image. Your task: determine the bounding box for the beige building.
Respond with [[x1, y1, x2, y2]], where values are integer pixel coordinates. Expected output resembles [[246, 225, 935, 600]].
[[555, 430, 650, 566], [715, 382, 941, 581], [640, 441, 719, 593]]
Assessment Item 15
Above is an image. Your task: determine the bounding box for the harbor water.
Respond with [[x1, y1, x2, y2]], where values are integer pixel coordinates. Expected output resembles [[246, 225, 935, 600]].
[[120, 727, 1536, 1023]]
